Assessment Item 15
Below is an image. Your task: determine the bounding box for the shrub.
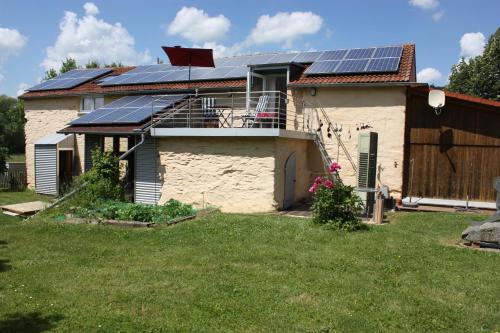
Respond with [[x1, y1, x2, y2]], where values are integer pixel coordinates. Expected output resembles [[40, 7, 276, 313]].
[[310, 162, 365, 231], [72, 148, 123, 205]]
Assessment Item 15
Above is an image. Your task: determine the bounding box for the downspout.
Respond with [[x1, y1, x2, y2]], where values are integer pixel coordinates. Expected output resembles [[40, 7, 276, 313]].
[[119, 133, 146, 160]]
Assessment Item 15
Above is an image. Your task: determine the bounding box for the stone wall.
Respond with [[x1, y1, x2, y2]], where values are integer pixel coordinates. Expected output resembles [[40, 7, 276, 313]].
[[24, 98, 81, 188], [298, 86, 407, 198], [157, 137, 276, 213]]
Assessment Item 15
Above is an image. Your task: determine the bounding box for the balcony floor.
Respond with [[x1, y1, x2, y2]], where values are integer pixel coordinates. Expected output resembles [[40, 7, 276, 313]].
[[150, 128, 314, 140]]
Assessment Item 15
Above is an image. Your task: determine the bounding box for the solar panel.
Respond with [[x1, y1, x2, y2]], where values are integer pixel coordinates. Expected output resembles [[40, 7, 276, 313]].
[[28, 68, 112, 91], [71, 94, 187, 125], [317, 50, 348, 61], [262, 53, 298, 64], [373, 46, 403, 58], [366, 57, 400, 72], [333, 59, 369, 73], [292, 51, 323, 63], [303, 61, 341, 74], [247, 54, 277, 65], [345, 48, 375, 59]]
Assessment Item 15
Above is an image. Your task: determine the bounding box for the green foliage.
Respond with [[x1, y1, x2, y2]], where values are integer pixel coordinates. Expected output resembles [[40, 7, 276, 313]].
[[105, 61, 124, 68], [0, 95, 25, 171], [72, 149, 123, 205], [60, 57, 78, 73], [44, 68, 57, 80], [73, 199, 195, 223], [85, 60, 100, 68], [312, 181, 365, 232], [448, 27, 500, 101]]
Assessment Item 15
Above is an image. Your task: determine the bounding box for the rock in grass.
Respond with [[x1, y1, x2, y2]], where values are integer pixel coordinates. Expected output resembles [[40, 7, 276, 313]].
[[462, 222, 500, 244]]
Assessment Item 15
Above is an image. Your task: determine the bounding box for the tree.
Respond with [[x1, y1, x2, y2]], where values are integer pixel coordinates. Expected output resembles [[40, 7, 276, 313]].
[[448, 27, 500, 101], [448, 58, 475, 95], [60, 57, 78, 73], [85, 60, 100, 68], [0, 95, 25, 169], [105, 61, 124, 68], [44, 68, 58, 80]]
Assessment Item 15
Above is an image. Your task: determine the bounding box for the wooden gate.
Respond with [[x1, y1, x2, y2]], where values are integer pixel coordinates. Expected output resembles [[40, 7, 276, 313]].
[[404, 88, 500, 202]]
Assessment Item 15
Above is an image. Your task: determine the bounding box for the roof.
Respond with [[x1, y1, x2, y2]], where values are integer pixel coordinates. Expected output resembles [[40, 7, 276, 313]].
[[409, 85, 500, 110], [58, 125, 141, 135], [288, 44, 415, 86], [34, 133, 72, 145], [21, 44, 416, 99]]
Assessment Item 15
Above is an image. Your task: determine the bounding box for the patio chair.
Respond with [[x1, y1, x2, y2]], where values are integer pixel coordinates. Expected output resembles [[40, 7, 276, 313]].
[[243, 94, 278, 128], [202, 97, 218, 128]]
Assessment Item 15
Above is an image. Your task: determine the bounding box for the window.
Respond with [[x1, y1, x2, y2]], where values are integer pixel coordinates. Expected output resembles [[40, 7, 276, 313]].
[[80, 96, 104, 113]]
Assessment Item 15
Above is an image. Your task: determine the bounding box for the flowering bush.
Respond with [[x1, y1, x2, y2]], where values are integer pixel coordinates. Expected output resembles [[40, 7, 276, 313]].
[[311, 162, 365, 231]]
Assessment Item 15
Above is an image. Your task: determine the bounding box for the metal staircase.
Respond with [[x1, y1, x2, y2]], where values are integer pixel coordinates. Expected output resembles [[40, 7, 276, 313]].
[[306, 101, 358, 183]]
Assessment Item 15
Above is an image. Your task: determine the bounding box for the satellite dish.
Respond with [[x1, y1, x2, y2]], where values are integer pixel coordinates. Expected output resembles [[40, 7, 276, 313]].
[[428, 90, 445, 115]]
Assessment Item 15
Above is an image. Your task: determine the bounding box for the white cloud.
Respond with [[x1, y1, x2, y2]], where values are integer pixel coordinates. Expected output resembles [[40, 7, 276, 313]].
[[16, 82, 29, 96], [460, 32, 485, 59], [41, 3, 151, 70], [0, 27, 27, 84], [417, 67, 443, 84], [432, 11, 444, 21], [167, 7, 230, 43], [246, 11, 323, 49], [194, 42, 242, 58], [409, 0, 439, 10], [83, 2, 99, 16]]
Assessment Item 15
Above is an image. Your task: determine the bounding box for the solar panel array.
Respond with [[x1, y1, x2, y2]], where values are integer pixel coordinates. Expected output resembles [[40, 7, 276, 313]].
[[98, 45, 404, 87], [304, 46, 403, 75], [71, 94, 186, 125], [27, 69, 112, 91]]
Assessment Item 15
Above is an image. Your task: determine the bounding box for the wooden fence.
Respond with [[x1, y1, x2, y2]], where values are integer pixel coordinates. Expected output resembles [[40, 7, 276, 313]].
[[0, 163, 27, 191]]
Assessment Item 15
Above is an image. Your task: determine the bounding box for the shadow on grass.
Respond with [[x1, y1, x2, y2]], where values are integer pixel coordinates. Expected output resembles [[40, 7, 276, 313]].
[[0, 312, 63, 333], [0, 259, 11, 272]]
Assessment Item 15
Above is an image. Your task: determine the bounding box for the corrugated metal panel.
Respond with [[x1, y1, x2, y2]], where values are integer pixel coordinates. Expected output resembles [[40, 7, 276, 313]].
[[35, 144, 58, 195], [84, 135, 101, 171], [134, 138, 161, 204]]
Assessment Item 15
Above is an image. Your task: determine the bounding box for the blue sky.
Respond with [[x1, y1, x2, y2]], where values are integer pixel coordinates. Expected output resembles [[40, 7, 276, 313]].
[[0, 0, 498, 96]]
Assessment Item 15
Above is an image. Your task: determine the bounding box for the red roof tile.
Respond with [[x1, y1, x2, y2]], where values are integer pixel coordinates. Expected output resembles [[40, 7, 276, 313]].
[[289, 44, 416, 86]]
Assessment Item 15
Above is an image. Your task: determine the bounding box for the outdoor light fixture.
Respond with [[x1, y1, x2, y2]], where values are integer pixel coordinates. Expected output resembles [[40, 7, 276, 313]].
[[310, 87, 317, 96]]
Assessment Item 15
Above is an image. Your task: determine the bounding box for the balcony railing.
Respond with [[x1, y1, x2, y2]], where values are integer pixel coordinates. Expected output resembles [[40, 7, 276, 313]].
[[148, 91, 312, 133]]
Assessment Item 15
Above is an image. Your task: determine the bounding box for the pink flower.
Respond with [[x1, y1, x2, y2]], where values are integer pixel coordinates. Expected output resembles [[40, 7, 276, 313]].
[[309, 184, 318, 193], [324, 179, 334, 189], [329, 162, 341, 173], [314, 176, 323, 185]]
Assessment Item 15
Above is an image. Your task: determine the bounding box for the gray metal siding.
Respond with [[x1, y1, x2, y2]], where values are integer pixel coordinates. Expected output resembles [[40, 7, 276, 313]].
[[35, 144, 58, 195], [84, 135, 101, 171], [134, 138, 161, 204]]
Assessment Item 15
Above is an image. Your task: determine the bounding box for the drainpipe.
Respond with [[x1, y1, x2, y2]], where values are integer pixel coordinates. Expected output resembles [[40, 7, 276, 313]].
[[119, 133, 146, 160]]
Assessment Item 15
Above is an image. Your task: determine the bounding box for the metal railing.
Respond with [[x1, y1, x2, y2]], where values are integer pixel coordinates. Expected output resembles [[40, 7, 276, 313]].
[[148, 91, 311, 132]]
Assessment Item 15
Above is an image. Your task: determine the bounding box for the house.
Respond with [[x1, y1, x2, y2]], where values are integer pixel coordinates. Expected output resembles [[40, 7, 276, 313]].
[[22, 43, 496, 213]]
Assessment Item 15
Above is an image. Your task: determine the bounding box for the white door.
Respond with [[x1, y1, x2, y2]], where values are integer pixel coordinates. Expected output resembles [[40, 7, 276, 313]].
[[284, 152, 296, 209]]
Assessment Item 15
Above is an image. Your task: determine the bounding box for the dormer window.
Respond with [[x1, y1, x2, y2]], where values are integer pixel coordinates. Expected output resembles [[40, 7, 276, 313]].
[[81, 96, 104, 113]]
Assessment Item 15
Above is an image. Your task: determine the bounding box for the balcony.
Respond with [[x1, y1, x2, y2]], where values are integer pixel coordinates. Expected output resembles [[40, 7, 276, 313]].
[[148, 91, 314, 139]]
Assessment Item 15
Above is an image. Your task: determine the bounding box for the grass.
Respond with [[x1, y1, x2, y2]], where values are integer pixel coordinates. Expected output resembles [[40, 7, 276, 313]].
[[0, 192, 499, 332], [7, 154, 25, 163]]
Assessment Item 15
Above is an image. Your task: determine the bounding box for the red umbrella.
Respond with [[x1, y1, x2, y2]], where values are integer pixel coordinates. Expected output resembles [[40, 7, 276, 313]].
[[162, 46, 215, 87]]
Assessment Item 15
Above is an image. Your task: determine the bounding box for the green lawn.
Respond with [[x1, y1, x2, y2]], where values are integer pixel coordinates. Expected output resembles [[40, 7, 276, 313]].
[[0, 192, 499, 332], [7, 154, 25, 163]]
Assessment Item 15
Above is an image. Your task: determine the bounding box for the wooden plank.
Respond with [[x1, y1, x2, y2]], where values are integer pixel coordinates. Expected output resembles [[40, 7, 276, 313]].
[[1, 201, 48, 216]]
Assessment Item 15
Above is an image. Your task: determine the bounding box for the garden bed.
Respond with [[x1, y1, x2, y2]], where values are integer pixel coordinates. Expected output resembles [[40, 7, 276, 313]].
[[60, 199, 199, 226]]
